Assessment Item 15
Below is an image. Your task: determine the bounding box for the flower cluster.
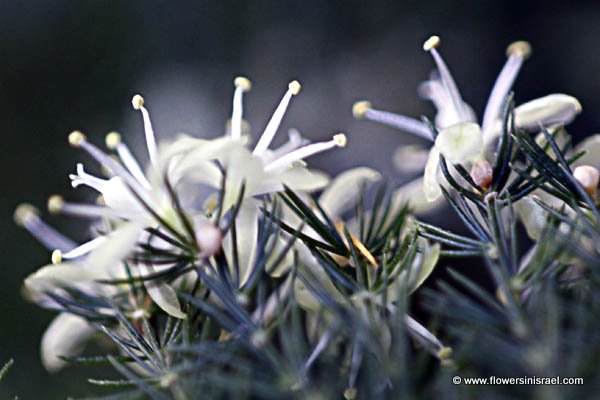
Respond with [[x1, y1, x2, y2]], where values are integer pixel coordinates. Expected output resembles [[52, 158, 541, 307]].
[[13, 35, 600, 399]]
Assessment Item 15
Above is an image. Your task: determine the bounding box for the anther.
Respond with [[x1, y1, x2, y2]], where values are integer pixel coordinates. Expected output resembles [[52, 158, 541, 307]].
[[352, 101, 372, 119], [288, 80, 301, 96], [506, 40, 532, 59], [423, 35, 441, 51], [13, 203, 39, 227], [68, 131, 86, 147], [51, 249, 62, 265], [47, 195, 65, 214], [234, 76, 252, 92], [105, 131, 122, 150], [333, 133, 348, 148], [131, 94, 144, 110]]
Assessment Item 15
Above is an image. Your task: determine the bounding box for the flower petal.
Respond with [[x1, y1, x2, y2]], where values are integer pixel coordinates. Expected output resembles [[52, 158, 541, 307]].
[[423, 147, 443, 202], [391, 177, 445, 215], [24, 262, 102, 295], [87, 222, 144, 274], [222, 200, 259, 287], [41, 312, 96, 372], [514, 94, 581, 130], [515, 195, 547, 241], [410, 241, 440, 292], [139, 264, 187, 319], [393, 145, 430, 174], [574, 134, 600, 168], [319, 167, 381, 217], [435, 122, 483, 164]]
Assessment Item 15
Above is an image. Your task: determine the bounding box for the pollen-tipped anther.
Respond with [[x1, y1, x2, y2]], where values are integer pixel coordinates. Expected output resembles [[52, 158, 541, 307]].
[[131, 94, 144, 110], [234, 76, 252, 92], [423, 35, 441, 51], [506, 40, 532, 59], [352, 101, 372, 119], [573, 165, 599, 197], [51, 249, 62, 265], [13, 203, 39, 226], [288, 80, 301, 96], [68, 131, 86, 147], [105, 131, 122, 150], [47, 195, 65, 214], [334, 133, 347, 148]]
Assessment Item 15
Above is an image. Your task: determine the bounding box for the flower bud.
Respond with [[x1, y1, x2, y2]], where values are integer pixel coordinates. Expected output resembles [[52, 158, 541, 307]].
[[514, 94, 582, 131], [573, 165, 599, 197], [470, 160, 493, 190], [194, 219, 222, 257]]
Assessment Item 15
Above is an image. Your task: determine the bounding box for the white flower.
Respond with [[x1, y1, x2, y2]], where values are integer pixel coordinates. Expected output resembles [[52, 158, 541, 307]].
[[354, 36, 582, 203], [40, 313, 96, 373], [157, 78, 346, 285], [19, 77, 346, 319]]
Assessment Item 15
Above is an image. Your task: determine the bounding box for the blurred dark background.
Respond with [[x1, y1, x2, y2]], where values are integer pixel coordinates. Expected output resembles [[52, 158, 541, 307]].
[[2, 1, 600, 397]]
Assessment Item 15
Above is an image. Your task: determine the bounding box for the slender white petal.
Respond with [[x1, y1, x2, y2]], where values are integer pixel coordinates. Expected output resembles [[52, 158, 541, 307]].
[[418, 75, 468, 128], [24, 262, 104, 295], [391, 177, 445, 215], [139, 264, 187, 319], [41, 313, 96, 372], [515, 195, 547, 241], [410, 241, 440, 292], [253, 81, 301, 155], [574, 134, 600, 168], [393, 145, 430, 174], [514, 94, 582, 130], [86, 221, 144, 273], [293, 247, 345, 312], [435, 122, 483, 164], [423, 147, 442, 202], [319, 167, 381, 217], [222, 201, 260, 287]]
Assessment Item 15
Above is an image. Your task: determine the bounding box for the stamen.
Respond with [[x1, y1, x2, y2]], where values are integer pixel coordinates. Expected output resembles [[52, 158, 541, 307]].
[[132, 94, 158, 165], [105, 132, 151, 188], [423, 35, 469, 121], [481, 41, 531, 136], [253, 80, 301, 155], [67, 132, 150, 202], [49, 195, 130, 219], [231, 76, 252, 140], [13, 204, 77, 252], [61, 236, 107, 260], [265, 133, 346, 172], [353, 101, 433, 141]]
